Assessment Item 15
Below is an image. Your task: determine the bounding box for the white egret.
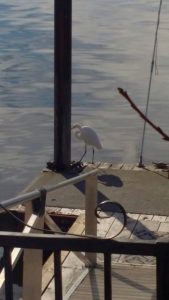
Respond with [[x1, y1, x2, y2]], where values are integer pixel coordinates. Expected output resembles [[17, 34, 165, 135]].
[[71, 124, 102, 163]]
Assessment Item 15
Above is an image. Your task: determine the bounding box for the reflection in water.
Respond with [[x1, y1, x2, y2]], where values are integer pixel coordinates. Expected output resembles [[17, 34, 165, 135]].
[[0, 0, 169, 199]]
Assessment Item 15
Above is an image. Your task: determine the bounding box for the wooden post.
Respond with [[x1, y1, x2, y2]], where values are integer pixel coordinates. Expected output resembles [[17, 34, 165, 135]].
[[54, 0, 72, 169], [85, 174, 97, 265], [22, 191, 46, 300]]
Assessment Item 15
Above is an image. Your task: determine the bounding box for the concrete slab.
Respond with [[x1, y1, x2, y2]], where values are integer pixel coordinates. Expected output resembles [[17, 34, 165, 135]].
[[24, 164, 169, 216]]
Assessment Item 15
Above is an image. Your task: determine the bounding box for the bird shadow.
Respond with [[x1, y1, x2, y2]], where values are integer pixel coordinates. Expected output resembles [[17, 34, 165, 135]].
[[98, 174, 123, 187]]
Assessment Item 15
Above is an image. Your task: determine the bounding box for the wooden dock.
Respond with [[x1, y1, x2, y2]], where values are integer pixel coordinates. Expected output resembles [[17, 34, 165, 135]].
[[9, 162, 168, 299], [39, 204, 169, 299], [24, 162, 169, 215], [67, 266, 156, 300]]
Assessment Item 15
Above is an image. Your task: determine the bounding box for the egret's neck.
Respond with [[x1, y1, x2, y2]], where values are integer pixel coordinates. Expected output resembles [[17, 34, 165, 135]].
[[75, 130, 82, 140]]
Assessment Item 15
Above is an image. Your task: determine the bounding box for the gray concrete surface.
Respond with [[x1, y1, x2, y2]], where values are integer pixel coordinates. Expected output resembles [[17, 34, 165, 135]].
[[25, 164, 169, 216]]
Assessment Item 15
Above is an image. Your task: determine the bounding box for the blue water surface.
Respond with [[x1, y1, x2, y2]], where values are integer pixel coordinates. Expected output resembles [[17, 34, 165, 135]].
[[1, 0, 169, 200]]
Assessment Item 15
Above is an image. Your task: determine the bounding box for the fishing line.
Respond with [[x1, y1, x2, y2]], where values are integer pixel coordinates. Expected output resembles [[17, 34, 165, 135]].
[[139, 0, 163, 167]]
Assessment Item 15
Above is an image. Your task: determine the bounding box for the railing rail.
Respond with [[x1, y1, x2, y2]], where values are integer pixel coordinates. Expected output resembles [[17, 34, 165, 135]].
[[0, 231, 157, 254], [1, 167, 169, 299], [0, 169, 98, 210], [0, 231, 169, 299], [0, 168, 99, 299]]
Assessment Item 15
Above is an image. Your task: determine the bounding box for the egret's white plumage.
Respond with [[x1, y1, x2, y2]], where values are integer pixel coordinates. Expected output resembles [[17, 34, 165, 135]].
[[72, 124, 102, 163]]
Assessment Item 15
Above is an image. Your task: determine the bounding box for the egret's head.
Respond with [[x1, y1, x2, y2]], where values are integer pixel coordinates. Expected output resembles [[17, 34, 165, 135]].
[[71, 123, 81, 130]]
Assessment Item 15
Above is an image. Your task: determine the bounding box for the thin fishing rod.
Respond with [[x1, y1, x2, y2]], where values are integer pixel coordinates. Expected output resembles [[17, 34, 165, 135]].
[[139, 0, 163, 167]]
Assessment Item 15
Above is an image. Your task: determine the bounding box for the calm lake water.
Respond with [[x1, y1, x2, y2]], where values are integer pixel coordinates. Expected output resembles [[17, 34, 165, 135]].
[[1, 0, 169, 200]]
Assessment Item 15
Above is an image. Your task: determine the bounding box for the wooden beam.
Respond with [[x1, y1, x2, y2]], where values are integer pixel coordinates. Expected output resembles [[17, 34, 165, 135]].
[[0, 213, 40, 290], [85, 174, 97, 265], [22, 202, 44, 300], [42, 214, 85, 294]]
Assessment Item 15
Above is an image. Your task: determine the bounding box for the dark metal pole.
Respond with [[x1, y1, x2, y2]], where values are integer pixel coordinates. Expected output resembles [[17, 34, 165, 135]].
[[54, 0, 72, 170], [54, 251, 63, 300], [4, 247, 13, 300], [104, 253, 112, 300], [156, 243, 169, 300]]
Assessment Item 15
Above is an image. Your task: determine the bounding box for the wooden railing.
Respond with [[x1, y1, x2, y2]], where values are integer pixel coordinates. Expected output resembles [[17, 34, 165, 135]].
[[0, 169, 98, 299], [0, 168, 169, 299], [0, 231, 169, 299]]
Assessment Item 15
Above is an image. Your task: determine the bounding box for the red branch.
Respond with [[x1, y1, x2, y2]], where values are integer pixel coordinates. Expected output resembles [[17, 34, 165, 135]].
[[117, 87, 169, 141]]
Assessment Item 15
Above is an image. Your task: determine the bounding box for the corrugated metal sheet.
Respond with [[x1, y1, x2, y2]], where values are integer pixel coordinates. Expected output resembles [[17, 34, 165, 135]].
[[69, 264, 156, 299]]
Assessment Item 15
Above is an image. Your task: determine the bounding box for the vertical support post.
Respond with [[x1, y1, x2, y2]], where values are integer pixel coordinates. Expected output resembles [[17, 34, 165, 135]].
[[54, 0, 72, 169], [23, 190, 46, 300], [54, 251, 63, 300], [104, 253, 112, 300], [85, 174, 97, 265], [156, 241, 169, 300], [4, 247, 13, 300]]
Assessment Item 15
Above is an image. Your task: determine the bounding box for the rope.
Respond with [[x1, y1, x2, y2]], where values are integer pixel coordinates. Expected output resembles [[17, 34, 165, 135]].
[[0, 202, 126, 239], [139, 0, 163, 167]]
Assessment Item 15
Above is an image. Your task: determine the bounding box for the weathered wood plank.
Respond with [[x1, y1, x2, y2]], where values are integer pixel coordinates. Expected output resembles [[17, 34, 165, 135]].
[[68, 265, 156, 300], [0, 213, 40, 290], [46, 207, 61, 214], [110, 163, 124, 169], [60, 208, 75, 215], [130, 220, 160, 240], [85, 174, 97, 264], [165, 216, 169, 222], [23, 202, 44, 300], [44, 213, 61, 232], [158, 222, 169, 232], [139, 214, 153, 221], [153, 215, 167, 222], [121, 163, 136, 170], [118, 215, 139, 240], [45, 213, 88, 264], [42, 214, 85, 293], [106, 213, 126, 239], [97, 217, 115, 238], [132, 165, 145, 171], [72, 209, 84, 216]]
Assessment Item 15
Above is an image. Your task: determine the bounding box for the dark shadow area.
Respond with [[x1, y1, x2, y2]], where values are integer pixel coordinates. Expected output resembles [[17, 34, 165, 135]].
[[76, 268, 155, 299], [111, 269, 155, 294], [125, 216, 158, 240], [88, 269, 101, 300], [98, 174, 123, 187], [59, 167, 124, 208], [58, 166, 110, 205]]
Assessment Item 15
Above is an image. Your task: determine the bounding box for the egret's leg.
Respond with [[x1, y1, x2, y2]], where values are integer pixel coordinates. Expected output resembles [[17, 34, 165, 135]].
[[79, 144, 87, 162], [92, 148, 95, 164]]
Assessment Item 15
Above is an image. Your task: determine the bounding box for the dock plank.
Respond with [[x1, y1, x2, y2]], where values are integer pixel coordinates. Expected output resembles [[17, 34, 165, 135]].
[[68, 265, 156, 300], [97, 216, 115, 237], [42, 213, 85, 293], [158, 221, 169, 232]]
